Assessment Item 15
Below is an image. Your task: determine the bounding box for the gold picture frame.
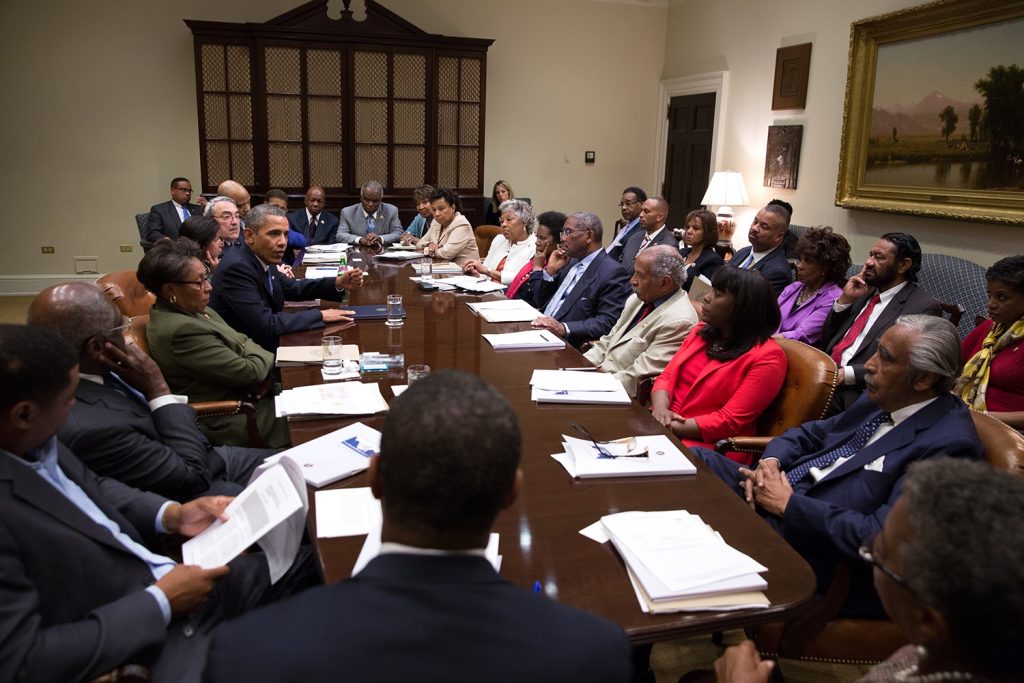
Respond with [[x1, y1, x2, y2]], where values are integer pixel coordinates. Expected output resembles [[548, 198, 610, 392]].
[[835, 0, 1024, 225]]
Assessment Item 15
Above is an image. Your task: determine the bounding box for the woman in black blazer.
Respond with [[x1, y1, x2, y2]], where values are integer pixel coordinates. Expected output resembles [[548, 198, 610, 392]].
[[679, 209, 724, 291]]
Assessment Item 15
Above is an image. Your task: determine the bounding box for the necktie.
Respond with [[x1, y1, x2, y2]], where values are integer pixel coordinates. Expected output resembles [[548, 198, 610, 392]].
[[180, 206, 190, 223], [738, 251, 755, 268], [309, 214, 318, 237], [544, 263, 584, 317], [108, 372, 148, 407], [786, 412, 892, 485], [625, 304, 654, 332], [830, 293, 882, 364], [637, 234, 651, 255], [367, 215, 376, 233], [267, 267, 275, 293]]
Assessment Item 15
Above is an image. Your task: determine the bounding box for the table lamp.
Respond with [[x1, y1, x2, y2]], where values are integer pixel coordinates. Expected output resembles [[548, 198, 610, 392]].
[[700, 170, 749, 242]]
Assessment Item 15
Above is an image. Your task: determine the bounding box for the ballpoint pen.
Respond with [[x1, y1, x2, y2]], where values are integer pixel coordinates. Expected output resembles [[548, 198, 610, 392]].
[[570, 422, 648, 459]]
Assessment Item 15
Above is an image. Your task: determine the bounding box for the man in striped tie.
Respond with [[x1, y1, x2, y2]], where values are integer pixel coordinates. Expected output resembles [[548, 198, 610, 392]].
[[692, 315, 982, 617], [728, 202, 793, 295], [143, 177, 204, 244]]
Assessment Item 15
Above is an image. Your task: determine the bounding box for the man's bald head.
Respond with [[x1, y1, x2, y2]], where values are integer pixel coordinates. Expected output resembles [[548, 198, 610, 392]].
[[27, 282, 120, 355], [218, 180, 251, 217], [638, 197, 669, 231]]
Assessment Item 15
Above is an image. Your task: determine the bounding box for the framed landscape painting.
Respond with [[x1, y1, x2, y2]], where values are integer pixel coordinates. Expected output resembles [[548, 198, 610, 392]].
[[835, 0, 1024, 224]]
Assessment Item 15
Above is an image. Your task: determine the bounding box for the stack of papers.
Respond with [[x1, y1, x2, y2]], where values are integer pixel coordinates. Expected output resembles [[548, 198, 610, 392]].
[[306, 244, 350, 253], [483, 330, 565, 350], [315, 487, 382, 538], [376, 250, 426, 261], [552, 434, 696, 478], [274, 382, 389, 418], [259, 422, 380, 487], [302, 252, 346, 264], [387, 244, 418, 251], [276, 344, 360, 366], [303, 266, 342, 279], [441, 275, 507, 293], [411, 262, 463, 274], [596, 510, 769, 613], [529, 369, 631, 404], [466, 299, 543, 322]]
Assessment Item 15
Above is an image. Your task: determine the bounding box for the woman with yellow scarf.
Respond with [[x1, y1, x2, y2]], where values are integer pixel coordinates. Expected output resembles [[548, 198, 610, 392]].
[[957, 255, 1024, 426]]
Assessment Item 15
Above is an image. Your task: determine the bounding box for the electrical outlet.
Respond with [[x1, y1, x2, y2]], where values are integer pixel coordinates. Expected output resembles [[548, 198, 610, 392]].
[[41, 246, 55, 254], [120, 245, 133, 253]]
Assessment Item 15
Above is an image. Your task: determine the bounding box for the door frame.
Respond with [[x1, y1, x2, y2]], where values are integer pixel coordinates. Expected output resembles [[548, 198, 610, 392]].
[[652, 71, 730, 199]]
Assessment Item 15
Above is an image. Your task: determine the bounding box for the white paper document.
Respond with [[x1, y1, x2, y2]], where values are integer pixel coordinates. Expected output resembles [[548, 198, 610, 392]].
[[275, 382, 389, 418], [305, 243, 350, 253], [412, 262, 463, 274], [409, 276, 458, 290], [554, 434, 696, 478], [276, 344, 360, 366], [376, 250, 427, 261], [352, 529, 502, 576], [303, 266, 342, 279], [483, 330, 565, 350], [530, 369, 631, 404], [301, 252, 346, 264], [315, 487, 383, 538], [259, 422, 380, 487], [466, 299, 543, 322], [182, 463, 305, 572], [442, 275, 507, 293]]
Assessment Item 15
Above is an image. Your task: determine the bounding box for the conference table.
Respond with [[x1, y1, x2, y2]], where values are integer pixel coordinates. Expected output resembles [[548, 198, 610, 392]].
[[280, 249, 816, 645]]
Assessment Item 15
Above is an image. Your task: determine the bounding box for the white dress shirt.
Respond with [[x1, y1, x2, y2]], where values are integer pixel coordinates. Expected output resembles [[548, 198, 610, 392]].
[[833, 281, 908, 384]]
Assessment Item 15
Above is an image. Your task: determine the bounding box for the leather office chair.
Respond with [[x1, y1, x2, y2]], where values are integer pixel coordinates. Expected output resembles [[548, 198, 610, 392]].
[[474, 224, 501, 259], [135, 213, 154, 253], [712, 338, 839, 459], [750, 409, 1024, 670], [96, 270, 156, 318], [96, 276, 267, 448]]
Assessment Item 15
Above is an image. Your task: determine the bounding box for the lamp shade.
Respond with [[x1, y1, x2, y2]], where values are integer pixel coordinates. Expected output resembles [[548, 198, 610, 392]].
[[700, 171, 749, 208]]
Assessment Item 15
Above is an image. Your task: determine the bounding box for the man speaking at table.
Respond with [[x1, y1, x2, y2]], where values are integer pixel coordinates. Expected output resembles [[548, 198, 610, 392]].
[[210, 203, 364, 353], [205, 370, 631, 682], [526, 211, 632, 349]]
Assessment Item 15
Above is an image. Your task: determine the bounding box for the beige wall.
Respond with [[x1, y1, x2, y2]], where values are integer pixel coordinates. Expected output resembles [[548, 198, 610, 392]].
[[0, 0, 667, 293], [662, 0, 1018, 267]]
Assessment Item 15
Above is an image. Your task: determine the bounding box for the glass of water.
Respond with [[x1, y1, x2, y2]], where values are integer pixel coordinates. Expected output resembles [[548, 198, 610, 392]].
[[386, 294, 404, 327], [420, 257, 433, 282], [322, 335, 343, 375], [407, 364, 430, 384]]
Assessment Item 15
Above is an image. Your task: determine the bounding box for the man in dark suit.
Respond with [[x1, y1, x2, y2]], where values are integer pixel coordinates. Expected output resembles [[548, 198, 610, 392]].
[[821, 232, 941, 411], [0, 324, 316, 682], [205, 370, 632, 683], [606, 185, 647, 262], [618, 196, 679, 276], [336, 180, 404, 247], [28, 282, 270, 500], [144, 177, 203, 244], [210, 204, 364, 353], [526, 211, 632, 348], [730, 202, 793, 295], [287, 185, 339, 246], [695, 315, 981, 617]]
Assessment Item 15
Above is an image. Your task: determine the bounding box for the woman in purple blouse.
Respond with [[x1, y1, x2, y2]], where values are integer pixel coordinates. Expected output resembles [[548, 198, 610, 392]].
[[775, 226, 851, 345]]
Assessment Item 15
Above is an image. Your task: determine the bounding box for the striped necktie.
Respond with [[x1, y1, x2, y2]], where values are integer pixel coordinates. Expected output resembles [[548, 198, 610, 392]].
[[786, 411, 892, 485]]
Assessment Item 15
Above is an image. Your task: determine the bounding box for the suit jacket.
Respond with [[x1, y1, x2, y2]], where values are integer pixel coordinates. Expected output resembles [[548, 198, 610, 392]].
[[731, 245, 793, 295], [58, 378, 230, 499], [147, 301, 289, 448], [766, 393, 981, 609], [287, 208, 339, 246], [336, 202, 403, 245], [607, 218, 642, 262], [679, 246, 724, 292], [414, 213, 480, 265], [776, 281, 844, 346], [145, 200, 202, 243], [204, 553, 631, 683], [821, 282, 941, 409], [584, 289, 697, 397], [618, 226, 678, 276], [0, 442, 171, 682], [526, 249, 632, 348], [210, 243, 345, 354], [652, 323, 787, 445]]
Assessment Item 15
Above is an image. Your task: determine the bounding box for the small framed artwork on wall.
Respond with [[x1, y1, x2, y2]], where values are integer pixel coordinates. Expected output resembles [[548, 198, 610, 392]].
[[764, 125, 803, 190], [772, 43, 812, 110]]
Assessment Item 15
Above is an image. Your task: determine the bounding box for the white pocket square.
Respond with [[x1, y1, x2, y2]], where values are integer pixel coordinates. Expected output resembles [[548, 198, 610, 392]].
[[864, 455, 886, 472]]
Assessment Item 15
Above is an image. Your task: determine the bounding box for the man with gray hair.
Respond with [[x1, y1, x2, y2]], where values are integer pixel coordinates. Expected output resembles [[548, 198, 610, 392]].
[[584, 246, 697, 397], [336, 180, 403, 247], [204, 195, 241, 245], [210, 203, 363, 353], [526, 211, 632, 349], [694, 314, 982, 617]]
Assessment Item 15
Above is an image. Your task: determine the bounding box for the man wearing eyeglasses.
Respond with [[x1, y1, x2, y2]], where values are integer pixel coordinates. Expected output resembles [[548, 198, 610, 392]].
[[606, 186, 647, 262], [527, 212, 632, 349], [693, 315, 982, 617], [144, 177, 204, 244], [336, 180, 404, 247]]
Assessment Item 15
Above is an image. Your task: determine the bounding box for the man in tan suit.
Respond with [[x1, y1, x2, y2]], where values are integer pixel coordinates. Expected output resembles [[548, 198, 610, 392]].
[[584, 246, 697, 397]]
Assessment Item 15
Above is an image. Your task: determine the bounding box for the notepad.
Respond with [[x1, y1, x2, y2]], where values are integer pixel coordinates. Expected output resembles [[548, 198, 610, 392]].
[[553, 434, 696, 478], [482, 330, 565, 350], [258, 422, 380, 487], [467, 299, 543, 322]]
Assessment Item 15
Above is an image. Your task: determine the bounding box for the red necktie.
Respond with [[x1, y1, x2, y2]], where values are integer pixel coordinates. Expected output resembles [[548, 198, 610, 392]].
[[830, 294, 882, 364]]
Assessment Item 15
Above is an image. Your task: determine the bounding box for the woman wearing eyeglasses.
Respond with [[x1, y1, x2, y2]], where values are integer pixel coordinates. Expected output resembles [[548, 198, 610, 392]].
[[138, 238, 289, 448], [713, 458, 1023, 683]]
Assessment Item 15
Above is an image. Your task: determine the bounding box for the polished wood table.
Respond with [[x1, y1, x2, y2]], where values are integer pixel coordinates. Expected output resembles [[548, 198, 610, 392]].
[[281, 251, 815, 645]]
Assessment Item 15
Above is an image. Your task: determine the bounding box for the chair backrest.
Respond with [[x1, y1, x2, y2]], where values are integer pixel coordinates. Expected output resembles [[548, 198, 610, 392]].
[[96, 270, 156, 318], [125, 314, 151, 356], [474, 224, 501, 259], [917, 252, 987, 339], [756, 337, 839, 436], [135, 213, 154, 252], [972, 410, 1024, 475]]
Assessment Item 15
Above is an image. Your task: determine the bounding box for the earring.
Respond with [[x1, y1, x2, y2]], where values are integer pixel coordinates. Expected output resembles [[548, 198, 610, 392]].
[[915, 644, 927, 659], [170, 295, 178, 304]]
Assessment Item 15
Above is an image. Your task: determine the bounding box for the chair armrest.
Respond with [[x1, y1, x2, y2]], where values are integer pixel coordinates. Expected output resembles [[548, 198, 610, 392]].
[[714, 436, 773, 455], [190, 400, 250, 417]]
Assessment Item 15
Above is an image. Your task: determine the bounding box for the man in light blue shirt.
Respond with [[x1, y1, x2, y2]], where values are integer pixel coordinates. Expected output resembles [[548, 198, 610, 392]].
[[0, 324, 315, 682]]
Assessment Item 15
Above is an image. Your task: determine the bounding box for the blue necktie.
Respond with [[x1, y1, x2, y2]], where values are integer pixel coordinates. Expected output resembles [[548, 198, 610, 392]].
[[738, 251, 755, 268], [267, 267, 275, 293], [180, 206, 190, 223], [786, 411, 892, 485], [108, 372, 148, 407], [544, 263, 584, 317], [367, 215, 376, 233]]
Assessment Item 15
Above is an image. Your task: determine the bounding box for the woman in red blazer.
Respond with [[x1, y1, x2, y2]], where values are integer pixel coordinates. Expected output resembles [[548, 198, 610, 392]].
[[651, 266, 787, 465]]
